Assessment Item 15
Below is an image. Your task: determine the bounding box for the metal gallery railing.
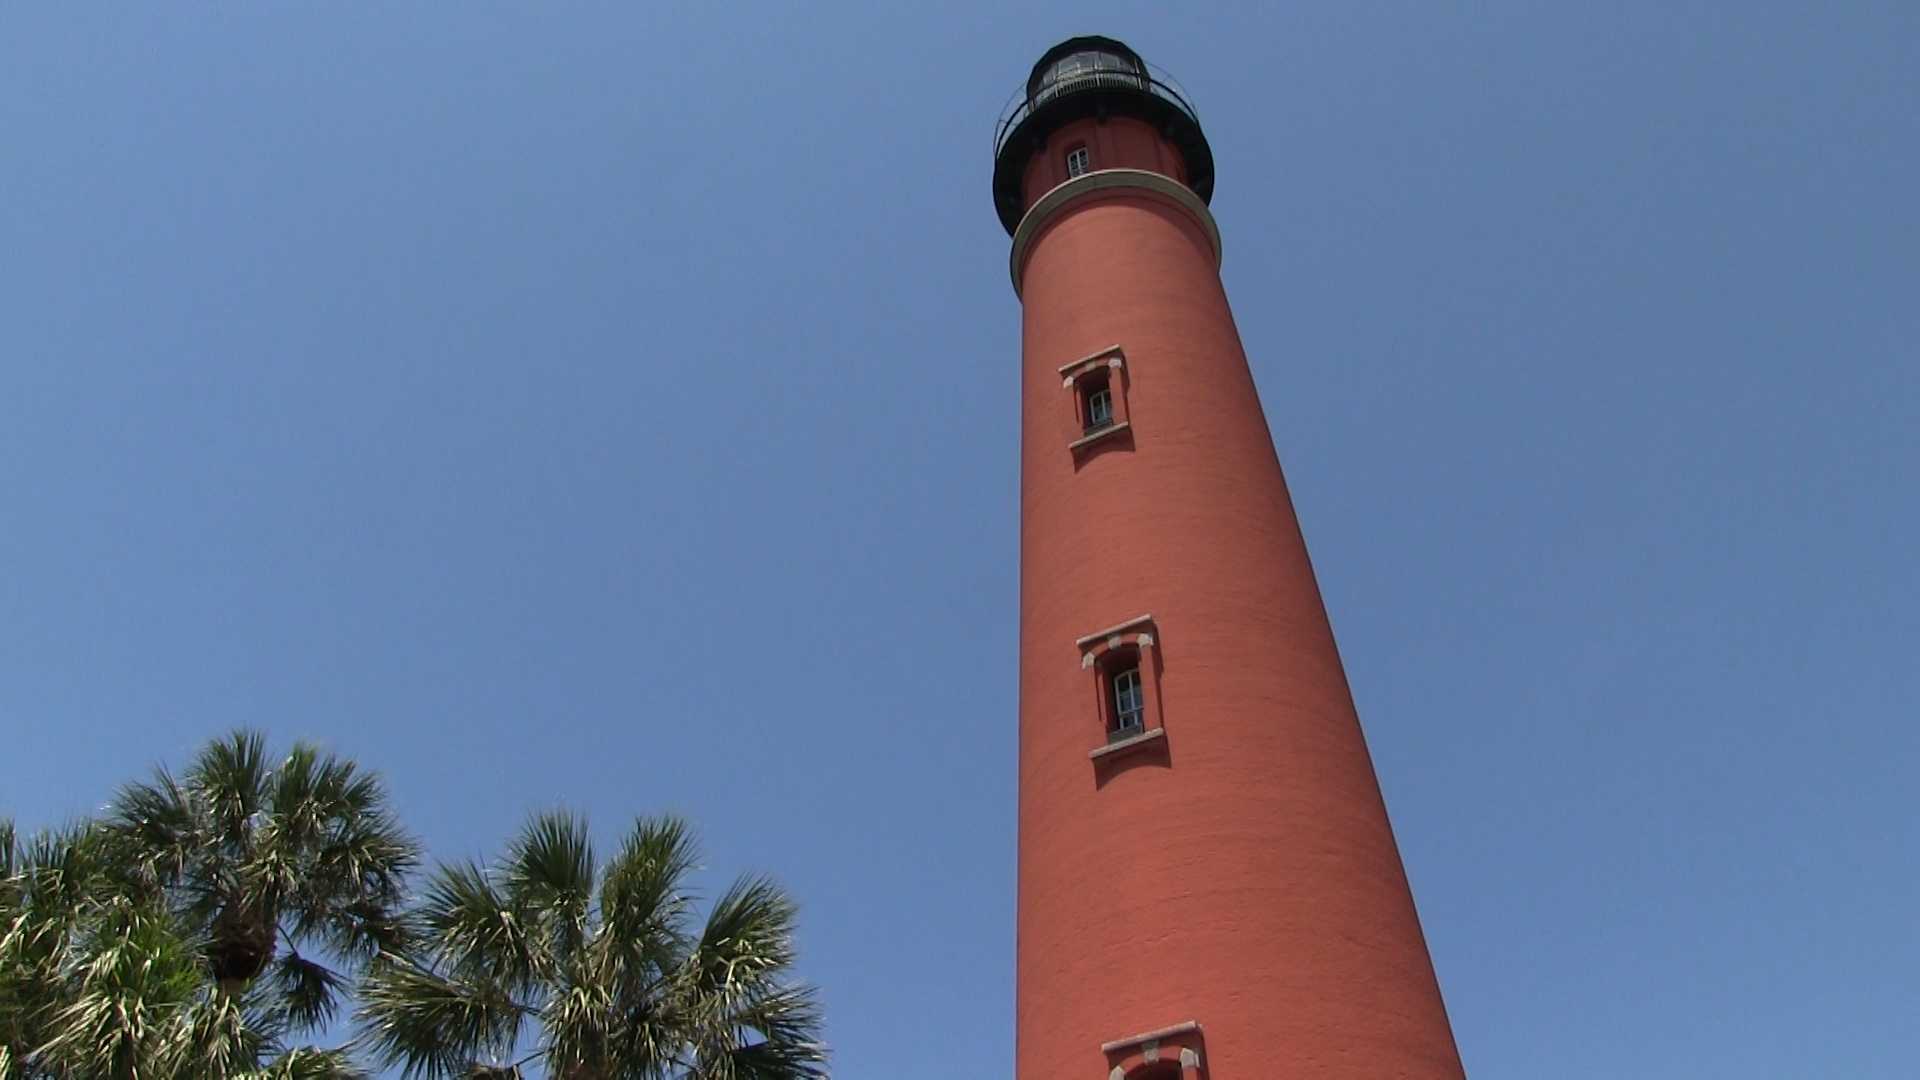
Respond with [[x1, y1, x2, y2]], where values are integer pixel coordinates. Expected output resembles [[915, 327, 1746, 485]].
[[993, 63, 1202, 160]]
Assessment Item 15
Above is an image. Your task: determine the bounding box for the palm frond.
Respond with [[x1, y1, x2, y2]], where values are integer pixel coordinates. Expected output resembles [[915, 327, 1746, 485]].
[[274, 748, 392, 847], [671, 878, 821, 1080], [190, 730, 272, 849], [313, 895, 415, 967], [2, 823, 81, 1076], [268, 948, 349, 1034], [419, 861, 542, 993], [104, 769, 202, 893], [598, 816, 700, 982], [504, 811, 593, 964], [354, 957, 524, 1080], [236, 1044, 368, 1080], [694, 876, 800, 998], [33, 898, 207, 1079], [713, 984, 829, 1078], [267, 745, 321, 841], [311, 809, 416, 902], [16, 824, 111, 916], [698, 1029, 832, 1080], [332, 766, 389, 824], [291, 809, 417, 959], [175, 981, 272, 1076], [2, 823, 120, 1004]]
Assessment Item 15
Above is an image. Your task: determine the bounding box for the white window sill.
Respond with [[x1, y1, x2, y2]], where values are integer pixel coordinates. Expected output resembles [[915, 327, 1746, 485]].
[[1069, 419, 1131, 452], [1089, 726, 1166, 761]]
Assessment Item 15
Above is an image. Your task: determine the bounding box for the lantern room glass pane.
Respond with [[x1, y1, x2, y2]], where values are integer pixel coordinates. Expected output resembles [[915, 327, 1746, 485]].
[[1032, 48, 1146, 106]]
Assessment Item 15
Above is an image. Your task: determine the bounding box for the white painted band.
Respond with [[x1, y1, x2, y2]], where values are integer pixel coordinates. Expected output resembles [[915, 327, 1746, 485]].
[[1009, 169, 1222, 296]]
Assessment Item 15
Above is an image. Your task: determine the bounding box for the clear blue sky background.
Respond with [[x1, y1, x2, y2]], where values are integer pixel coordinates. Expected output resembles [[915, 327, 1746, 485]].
[[3, 4, 1916, 1077]]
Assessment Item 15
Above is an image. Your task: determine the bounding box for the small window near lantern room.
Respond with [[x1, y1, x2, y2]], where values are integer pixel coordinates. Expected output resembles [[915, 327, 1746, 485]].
[[1066, 145, 1091, 178]]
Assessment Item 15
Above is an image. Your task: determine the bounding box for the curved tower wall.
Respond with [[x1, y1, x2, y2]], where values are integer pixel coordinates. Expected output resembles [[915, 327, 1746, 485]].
[[1001, 37, 1466, 1080]]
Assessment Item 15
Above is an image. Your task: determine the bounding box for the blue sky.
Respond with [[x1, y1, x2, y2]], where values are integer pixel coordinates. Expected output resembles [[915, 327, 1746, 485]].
[[3, 4, 1916, 1077]]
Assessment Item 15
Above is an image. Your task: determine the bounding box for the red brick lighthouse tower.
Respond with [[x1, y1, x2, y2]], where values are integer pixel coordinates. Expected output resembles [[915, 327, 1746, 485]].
[[993, 37, 1467, 1079]]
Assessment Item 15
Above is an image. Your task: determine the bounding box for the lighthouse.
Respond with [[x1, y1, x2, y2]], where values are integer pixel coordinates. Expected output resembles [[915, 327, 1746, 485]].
[[994, 37, 1467, 1078]]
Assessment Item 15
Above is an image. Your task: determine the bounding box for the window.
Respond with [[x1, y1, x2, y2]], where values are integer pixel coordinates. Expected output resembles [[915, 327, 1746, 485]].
[[1066, 145, 1091, 178], [1059, 346, 1131, 455], [1084, 381, 1114, 434], [1079, 615, 1164, 761], [1112, 667, 1144, 735]]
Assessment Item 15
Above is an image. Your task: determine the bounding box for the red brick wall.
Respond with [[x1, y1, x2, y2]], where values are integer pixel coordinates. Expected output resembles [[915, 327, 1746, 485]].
[[1013, 150, 1465, 1078], [1020, 116, 1190, 209]]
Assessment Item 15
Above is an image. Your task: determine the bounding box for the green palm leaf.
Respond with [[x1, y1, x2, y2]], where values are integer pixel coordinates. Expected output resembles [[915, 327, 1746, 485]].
[[356, 956, 525, 1080], [235, 1045, 369, 1080]]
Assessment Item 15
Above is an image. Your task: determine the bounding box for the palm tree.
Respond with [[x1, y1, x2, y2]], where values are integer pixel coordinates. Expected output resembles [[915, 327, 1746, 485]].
[[2, 818, 119, 1077], [101, 730, 418, 1047], [4, 816, 368, 1078], [355, 813, 827, 1079]]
